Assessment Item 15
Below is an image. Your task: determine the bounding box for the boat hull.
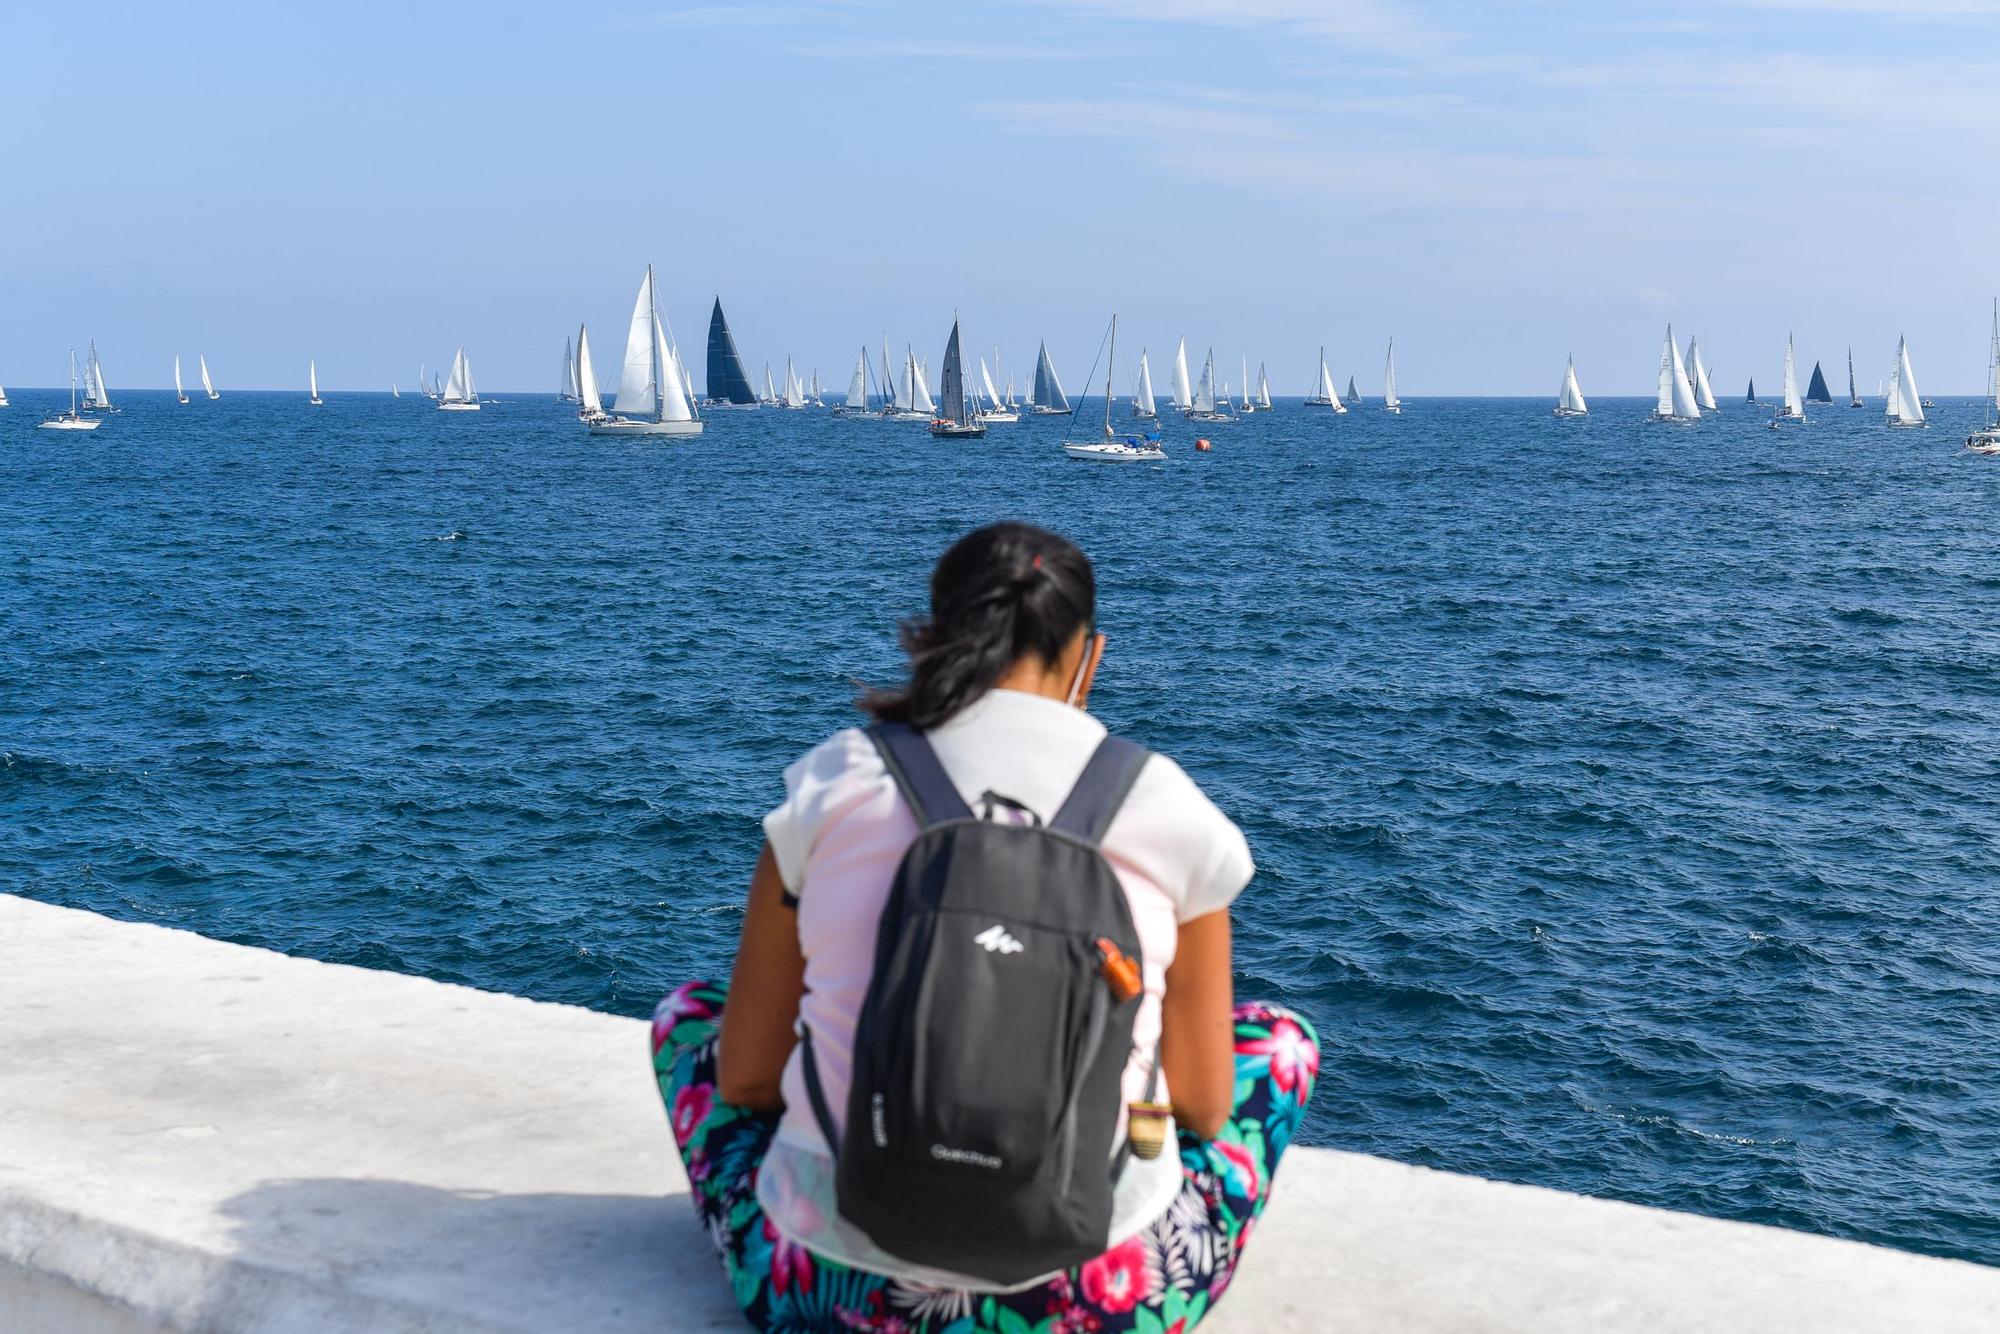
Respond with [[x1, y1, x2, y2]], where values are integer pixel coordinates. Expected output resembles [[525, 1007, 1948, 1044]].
[[1064, 441, 1163, 463], [1553, 408, 1587, 418], [438, 401, 482, 412], [930, 424, 988, 439], [881, 410, 930, 422], [978, 412, 1019, 424], [39, 417, 102, 431], [588, 417, 705, 436], [1028, 406, 1068, 416], [1965, 430, 2000, 453]]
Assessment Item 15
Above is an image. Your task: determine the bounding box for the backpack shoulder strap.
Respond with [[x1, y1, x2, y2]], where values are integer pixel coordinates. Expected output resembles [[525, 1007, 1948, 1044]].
[[866, 722, 973, 827], [1049, 735, 1151, 845]]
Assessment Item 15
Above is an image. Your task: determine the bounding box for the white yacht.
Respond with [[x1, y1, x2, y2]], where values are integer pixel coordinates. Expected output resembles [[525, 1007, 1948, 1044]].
[[1554, 356, 1587, 417], [1064, 314, 1164, 463], [590, 264, 702, 435], [1649, 326, 1700, 422], [40, 351, 103, 430], [438, 348, 480, 411], [1968, 302, 2000, 453]]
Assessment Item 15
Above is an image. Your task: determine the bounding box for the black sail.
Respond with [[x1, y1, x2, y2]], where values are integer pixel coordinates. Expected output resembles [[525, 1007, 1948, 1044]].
[[940, 320, 966, 422], [705, 299, 757, 404], [1805, 362, 1833, 404]]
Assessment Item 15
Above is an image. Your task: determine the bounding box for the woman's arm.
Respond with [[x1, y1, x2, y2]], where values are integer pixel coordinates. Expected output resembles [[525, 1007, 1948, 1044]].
[[716, 843, 807, 1111], [1159, 908, 1235, 1140]]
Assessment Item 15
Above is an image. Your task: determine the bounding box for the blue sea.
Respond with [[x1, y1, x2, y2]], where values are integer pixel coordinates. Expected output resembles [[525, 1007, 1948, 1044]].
[[4, 388, 1998, 1267]]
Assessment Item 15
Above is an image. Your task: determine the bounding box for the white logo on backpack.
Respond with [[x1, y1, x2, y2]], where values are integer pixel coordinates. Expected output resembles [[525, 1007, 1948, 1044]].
[[974, 924, 1024, 954]]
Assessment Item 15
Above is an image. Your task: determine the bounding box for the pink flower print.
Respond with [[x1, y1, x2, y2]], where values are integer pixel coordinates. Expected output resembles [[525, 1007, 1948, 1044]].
[[1078, 1235, 1156, 1314], [1239, 1016, 1319, 1100], [762, 1217, 816, 1298], [670, 1082, 715, 1146], [652, 982, 716, 1052], [1213, 1137, 1262, 1205]]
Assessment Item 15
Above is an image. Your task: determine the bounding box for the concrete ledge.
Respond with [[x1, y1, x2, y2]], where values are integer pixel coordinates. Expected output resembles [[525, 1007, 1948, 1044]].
[[2, 894, 1995, 1333]]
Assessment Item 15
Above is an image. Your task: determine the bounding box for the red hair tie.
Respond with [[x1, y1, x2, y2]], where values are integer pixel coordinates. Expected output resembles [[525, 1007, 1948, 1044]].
[[1031, 555, 1043, 570]]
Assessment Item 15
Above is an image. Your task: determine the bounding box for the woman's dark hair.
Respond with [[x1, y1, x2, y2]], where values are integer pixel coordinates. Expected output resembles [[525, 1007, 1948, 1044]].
[[861, 521, 1096, 729]]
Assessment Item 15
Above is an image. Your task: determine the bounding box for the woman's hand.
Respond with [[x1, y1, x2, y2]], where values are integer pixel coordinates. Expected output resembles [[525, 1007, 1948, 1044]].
[[716, 843, 806, 1111], [1159, 908, 1235, 1140]]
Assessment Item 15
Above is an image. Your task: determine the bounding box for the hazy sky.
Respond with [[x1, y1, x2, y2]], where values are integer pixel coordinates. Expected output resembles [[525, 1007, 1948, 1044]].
[[7, 1, 1999, 395]]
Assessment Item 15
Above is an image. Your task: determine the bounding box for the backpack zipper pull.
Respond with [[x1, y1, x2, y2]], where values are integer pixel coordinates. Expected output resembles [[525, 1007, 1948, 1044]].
[[1094, 937, 1142, 1003]]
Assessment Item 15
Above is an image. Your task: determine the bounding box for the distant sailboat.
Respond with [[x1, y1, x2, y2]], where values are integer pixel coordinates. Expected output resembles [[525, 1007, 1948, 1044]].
[[704, 300, 757, 408], [1804, 360, 1833, 404], [809, 369, 824, 408], [1650, 325, 1700, 422], [1382, 340, 1402, 414], [1134, 350, 1158, 419], [1304, 346, 1338, 407], [1885, 336, 1926, 429], [1554, 356, 1588, 417], [1345, 375, 1361, 406], [559, 337, 580, 403], [1170, 339, 1194, 413], [576, 323, 606, 423], [978, 357, 1016, 422], [1847, 348, 1863, 408], [0, 376, 8, 408], [1771, 335, 1805, 427], [392, 383, 400, 398], [778, 357, 806, 409], [591, 265, 701, 436], [1686, 339, 1718, 411], [880, 335, 926, 420], [39, 351, 103, 430], [1029, 341, 1070, 414], [174, 354, 189, 404], [1064, 314, 1165, 463], [309, 359, 323, 406], [908, 346, 937, 416], [929, 316, 987, 439], [834, 346, 873, 418], [81, 342, 112, 413], [438, 347, 480, 411], [1237, 357, 1255, 413], [1186, 349, 1231, 422], [1968, 301, 2000, 453], [1746, 378, 1757, 405], [1256, 363, 1273, 411], [199, 355, 218, 400], [760, 365, 777, 406]]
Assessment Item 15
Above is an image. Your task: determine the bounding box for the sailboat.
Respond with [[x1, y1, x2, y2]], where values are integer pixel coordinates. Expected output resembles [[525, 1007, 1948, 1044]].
[[1967, 302, 2000, 453], [1771, 335, 1805, 427], [1256, 363, 1273, 411], [1064, 314, 1164, 463], [1686, 339, 1718, 411], [809, 369, 824, 408], [39, 351, 103, 430], [977, 357, 1016, 423], [834, 346, 873, 418], [1746, 379, 1757, 405], [1186, 349, 1232, 422], [1382, 340, 1402, 414], [1133, 350, 1157, 420], [418, 365, 434, 400], [1029, 341, 1070, 414], [1554, 356, 1588, 417], [908, 346, 937, 417], [772, 358, 804, 409], [1649, 325, 1700, 422], [174, 355, 189, 404], [1345, 375, 1361, 406], [1304, 346, 1337, 407], [309, 360, 323, 406], [1885, 336, 1926, 429], [879, 335, 927, 420], [392, 383, 400, 398], [929, 317, 987, 439], [0, 376, 8, 407], [1169, 339, 1194, 414], [703, 300, 757, 408], [81, 342, 112, 413], [559, 337, 580, 403], [590, 265, 702, 436], [576, 323, 606, 423], [199, 355, 218, 400], [1237, 357, 1256, 413], [759, 365, 777, 406], [1805, 360, 1833, 405], [438, 347, 480, 411], [1847, 349, 1863, 408]]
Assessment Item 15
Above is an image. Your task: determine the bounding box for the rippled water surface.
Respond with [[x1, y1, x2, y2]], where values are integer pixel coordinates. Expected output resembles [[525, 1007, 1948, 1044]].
[[5, 389, 1999, 1265]]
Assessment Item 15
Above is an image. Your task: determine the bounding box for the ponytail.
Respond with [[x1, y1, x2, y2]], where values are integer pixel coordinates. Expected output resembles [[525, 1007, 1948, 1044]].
[[861, 522, 1096, 730]]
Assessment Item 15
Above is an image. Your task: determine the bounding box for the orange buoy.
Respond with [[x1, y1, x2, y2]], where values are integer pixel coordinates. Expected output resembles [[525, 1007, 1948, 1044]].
[[1195, 438, 1212, 452]]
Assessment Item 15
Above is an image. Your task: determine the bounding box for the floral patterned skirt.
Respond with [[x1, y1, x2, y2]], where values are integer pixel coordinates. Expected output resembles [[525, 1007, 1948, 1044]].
[[650, 981, 1319, 1334]]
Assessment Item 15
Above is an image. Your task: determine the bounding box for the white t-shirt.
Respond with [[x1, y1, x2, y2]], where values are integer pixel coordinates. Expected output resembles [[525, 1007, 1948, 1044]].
[[757, 688, 1254, 1290]]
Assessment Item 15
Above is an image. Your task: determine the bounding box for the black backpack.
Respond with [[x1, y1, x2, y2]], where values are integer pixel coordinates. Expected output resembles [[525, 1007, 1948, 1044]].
[[798, 721, 1155, 1284]]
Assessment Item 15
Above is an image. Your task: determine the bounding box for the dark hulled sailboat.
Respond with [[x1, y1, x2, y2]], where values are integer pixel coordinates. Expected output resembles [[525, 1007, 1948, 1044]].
[[704, 299, 758, 407]]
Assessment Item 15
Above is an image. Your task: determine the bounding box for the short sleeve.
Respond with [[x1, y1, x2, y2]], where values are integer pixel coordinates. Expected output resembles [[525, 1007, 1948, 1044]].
[[761, 728, 881, 894], [1103, 753, 1254, 923]]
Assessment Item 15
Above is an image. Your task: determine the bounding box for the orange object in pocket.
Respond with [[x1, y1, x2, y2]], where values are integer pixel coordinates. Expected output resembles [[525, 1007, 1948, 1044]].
[[1095, 937, 1143, 1003]]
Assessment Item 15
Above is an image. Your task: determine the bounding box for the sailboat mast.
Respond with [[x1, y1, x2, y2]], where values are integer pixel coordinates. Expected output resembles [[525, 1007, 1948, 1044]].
[[1105, 315, 1116, 435]]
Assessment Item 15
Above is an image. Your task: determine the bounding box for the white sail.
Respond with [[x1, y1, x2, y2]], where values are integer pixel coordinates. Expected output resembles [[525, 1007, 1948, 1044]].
[[980, 357, 1002, 410], [562, 339, 579, 399], [1170, 338, 1193, 410], [1257, 363, 1272, 409], [1383, 340, 1401, 409], [443, 347, 475, 404], [309, 359, 320, 402], [174, 355, 186, 400], [84, 345, 110, 409], [1780, 336, 1804, 417], [882, 337, 902, 410], [199, 354, 217, 399], [1558, 358, 1588, 414], [1887, 337, 1924, 425], [672, 340, 697, 416], [614, 268, 661, 416], [909, 347, 936, 414], [1239, 356, 1254, 411], [655, 314, 692, 421], [1193, 350, 1217, 413], [1687, 339, 1718, 410], [1136, 350, 1157, 416], [1656, 326, 1699, 419], [847, 347, 869, 408], [577, 324, 603, 414], [782, 357, 805, 409]]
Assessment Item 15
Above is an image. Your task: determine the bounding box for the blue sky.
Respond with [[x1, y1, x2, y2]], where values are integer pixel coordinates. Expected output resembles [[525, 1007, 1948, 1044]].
[[5, 0, 1998, 394]]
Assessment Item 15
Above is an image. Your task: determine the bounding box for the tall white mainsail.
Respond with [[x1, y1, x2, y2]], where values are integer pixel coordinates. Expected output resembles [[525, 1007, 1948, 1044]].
[[615, 269, 665, 417], [1779, 335, 1804, 420], [782, 357, 805, 409], [1238, 356, 1255, 411], [561, 338, 579, 400], [83, 343, 110, 410], [1653, 325, 1699, 420], [1257, 363, 1273, 410], [1886, 337, 1925, 426], [1192, 350, 1218, 413], [1135, 350, 1157, 418], [1556, 357, 1587, 415], [576, 323, 604, 418], [909, 347, 936, 414], [1687, 339, 1718, 411], [1314, 349, 1346, 412], [882, 337, 904, 410], [655, 313, 694, 421], [199, 355, 217, 399], [1170, 338, 1193, 411], [174, 354, 188, 404], [979, 357, 1003, 413], [1383, 340, 1402, 412], [846, 347, 869, 409], [441, 347, 479, 406], [309, 359, 321, 404]]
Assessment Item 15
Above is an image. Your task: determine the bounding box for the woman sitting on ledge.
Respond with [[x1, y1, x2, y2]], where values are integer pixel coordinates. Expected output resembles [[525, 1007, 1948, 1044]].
[[652, 521, 1318, 1333]]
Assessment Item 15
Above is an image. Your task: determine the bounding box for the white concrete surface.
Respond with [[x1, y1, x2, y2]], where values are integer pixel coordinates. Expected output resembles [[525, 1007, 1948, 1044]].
[[1, 893, 1994, 1333]]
